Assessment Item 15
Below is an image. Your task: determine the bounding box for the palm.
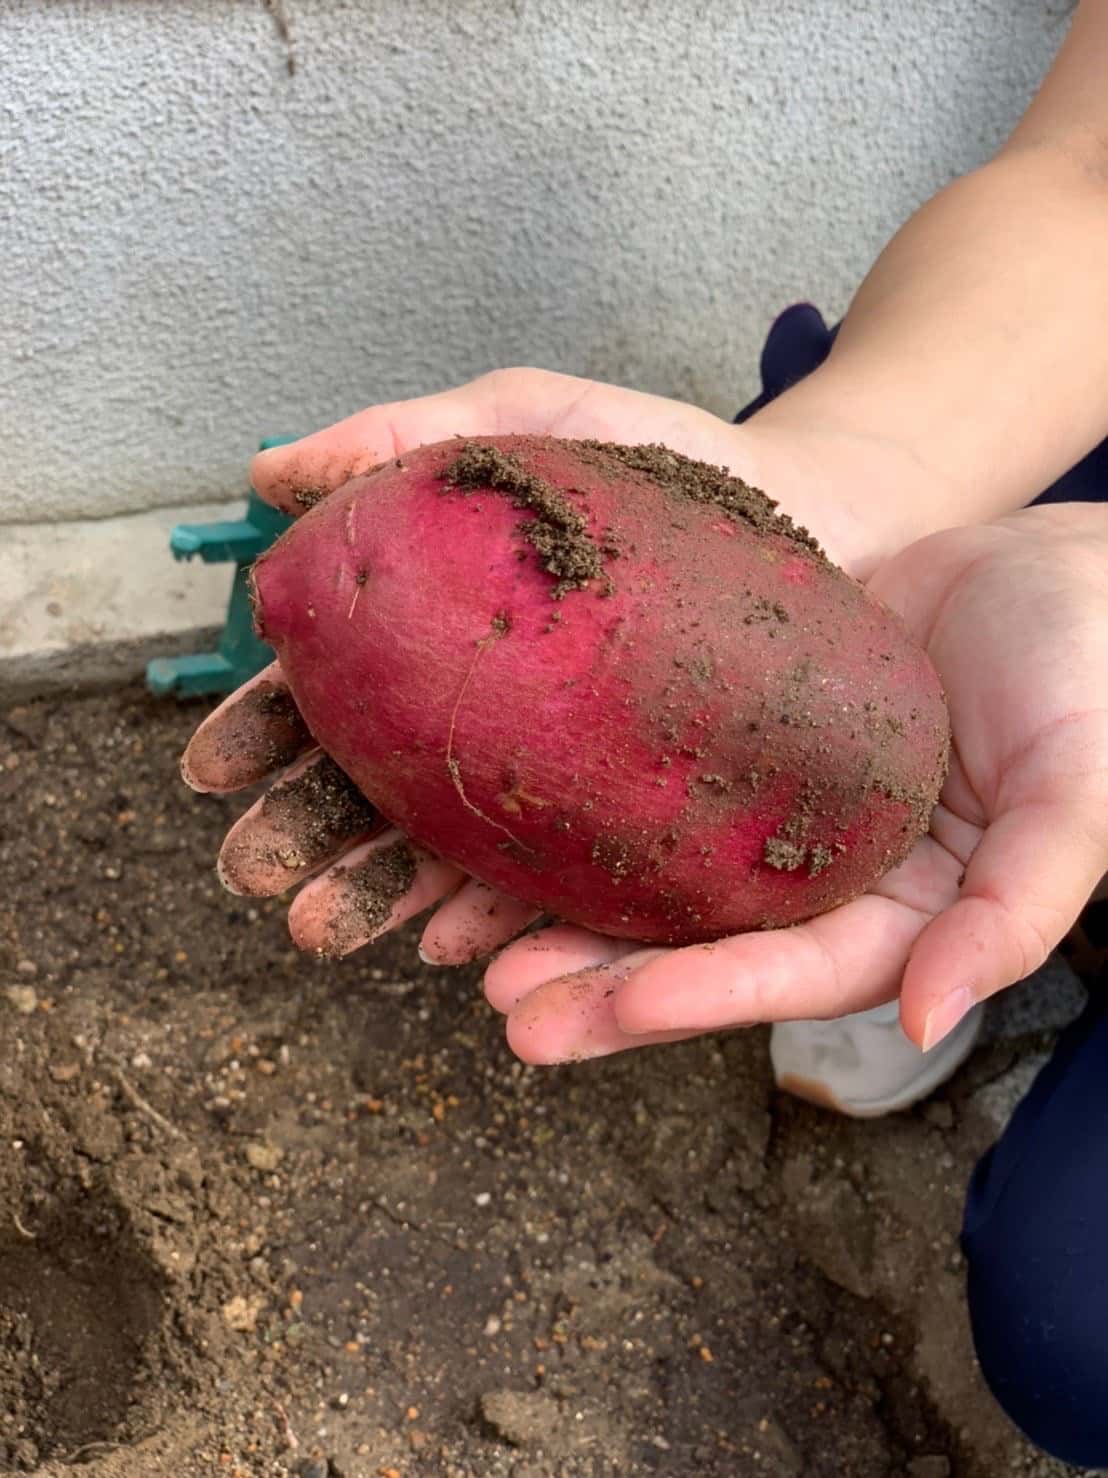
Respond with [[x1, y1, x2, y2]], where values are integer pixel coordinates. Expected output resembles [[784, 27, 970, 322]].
[[866, 506, 1108, 1028], [182, 373, 1108, 1064], [480, 504, 1108, 1062]]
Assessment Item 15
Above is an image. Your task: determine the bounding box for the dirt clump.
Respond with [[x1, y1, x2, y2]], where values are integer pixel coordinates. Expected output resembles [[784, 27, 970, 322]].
[[441, 443, 610, 598]]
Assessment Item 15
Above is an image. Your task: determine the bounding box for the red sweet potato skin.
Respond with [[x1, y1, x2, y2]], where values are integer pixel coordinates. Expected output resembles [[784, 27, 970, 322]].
[[252, 436, 948, 944]]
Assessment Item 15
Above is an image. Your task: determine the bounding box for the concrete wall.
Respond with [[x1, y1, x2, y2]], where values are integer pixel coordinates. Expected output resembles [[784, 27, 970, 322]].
[[4, 0, 1064, 523], [0, 0, 1065, 684]]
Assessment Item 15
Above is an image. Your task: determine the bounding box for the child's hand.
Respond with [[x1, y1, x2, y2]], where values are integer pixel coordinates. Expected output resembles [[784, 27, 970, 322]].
[[182, 374, 1107, 1060], [182, 365, 849, 915], [483, 503, 1108, 1061], [183, 369, 795, 957]]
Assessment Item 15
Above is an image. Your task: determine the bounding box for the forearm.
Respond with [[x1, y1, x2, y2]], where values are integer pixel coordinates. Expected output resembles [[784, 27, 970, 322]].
[[744, 143, 1108, 566]]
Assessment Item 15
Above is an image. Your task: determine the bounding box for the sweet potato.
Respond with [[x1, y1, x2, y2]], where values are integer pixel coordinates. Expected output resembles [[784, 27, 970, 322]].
[[251, 435, 948, 944]]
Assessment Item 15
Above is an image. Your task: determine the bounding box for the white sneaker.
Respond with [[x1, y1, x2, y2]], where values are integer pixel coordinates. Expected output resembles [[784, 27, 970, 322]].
[[770, 1000, 985, 1118]]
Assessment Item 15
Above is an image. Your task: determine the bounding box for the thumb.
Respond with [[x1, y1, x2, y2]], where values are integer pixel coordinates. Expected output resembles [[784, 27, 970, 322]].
[[901, 739, 1108, 1051], [249, 368, 596, 516], [248, 367, 753, 518]]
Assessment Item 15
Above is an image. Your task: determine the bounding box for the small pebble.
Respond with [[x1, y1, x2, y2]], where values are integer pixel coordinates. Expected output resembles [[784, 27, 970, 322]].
[[923, 1100, 955, 1130], [474, 1191, 491, 1208], [15, 960, 37, 978], [908, 1458, 952, 1478], [479, 1388, 560, 1447], [4, 985, 38, 1015], [222, 1293, 265, 1333], [245, 1141, 284, 1172]]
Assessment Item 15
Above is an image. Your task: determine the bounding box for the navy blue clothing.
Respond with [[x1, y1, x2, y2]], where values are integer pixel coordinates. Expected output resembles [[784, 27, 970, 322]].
[[737, 304, 1108, 1466], [963, 991, 1108, 1467]]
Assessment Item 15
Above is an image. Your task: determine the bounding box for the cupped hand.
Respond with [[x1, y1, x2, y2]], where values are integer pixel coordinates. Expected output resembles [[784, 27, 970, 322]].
[[183, 368, 794, 963], [486, 503, 1108, 1062], [182, 371, 1107, 1064]]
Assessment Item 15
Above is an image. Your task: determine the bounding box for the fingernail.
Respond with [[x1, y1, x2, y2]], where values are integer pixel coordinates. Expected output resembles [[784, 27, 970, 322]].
[[921, 986, 975, 1053], [215, 853, 246, 897], [417, 944, 434, 965], [178, 751, 203, 792]]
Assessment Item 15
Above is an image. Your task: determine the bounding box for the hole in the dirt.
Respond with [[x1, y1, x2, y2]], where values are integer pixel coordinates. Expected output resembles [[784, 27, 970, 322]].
[[0, 1191, 164, 1466]]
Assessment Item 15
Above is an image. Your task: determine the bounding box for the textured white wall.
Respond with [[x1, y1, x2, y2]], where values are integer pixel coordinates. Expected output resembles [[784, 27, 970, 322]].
[[3, 0, 1064, 525]]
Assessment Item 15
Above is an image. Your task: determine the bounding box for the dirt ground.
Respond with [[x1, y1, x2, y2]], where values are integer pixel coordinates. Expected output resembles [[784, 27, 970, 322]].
[[0, 687, 1102, 1478]]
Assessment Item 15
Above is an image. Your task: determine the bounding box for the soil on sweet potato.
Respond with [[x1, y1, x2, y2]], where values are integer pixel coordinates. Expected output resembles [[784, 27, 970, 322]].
[[579, 441, 824, 559], [438, 439, 824, 608], [440, 444, 610, 600], [0, 687, 1094, 1477]]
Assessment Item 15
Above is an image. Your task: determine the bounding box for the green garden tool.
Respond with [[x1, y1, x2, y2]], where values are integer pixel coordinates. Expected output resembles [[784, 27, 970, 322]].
[[145, 438, 295, 698]]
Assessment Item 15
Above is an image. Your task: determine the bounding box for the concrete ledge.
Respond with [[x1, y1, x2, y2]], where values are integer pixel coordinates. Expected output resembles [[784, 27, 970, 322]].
[[0, 628, 225, 705], [0, 504, 242, 700]]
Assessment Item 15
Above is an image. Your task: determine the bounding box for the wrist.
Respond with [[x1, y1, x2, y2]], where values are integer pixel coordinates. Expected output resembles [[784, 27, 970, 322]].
[[734, 417, 937, 581], [735, 379, 971, 579]]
